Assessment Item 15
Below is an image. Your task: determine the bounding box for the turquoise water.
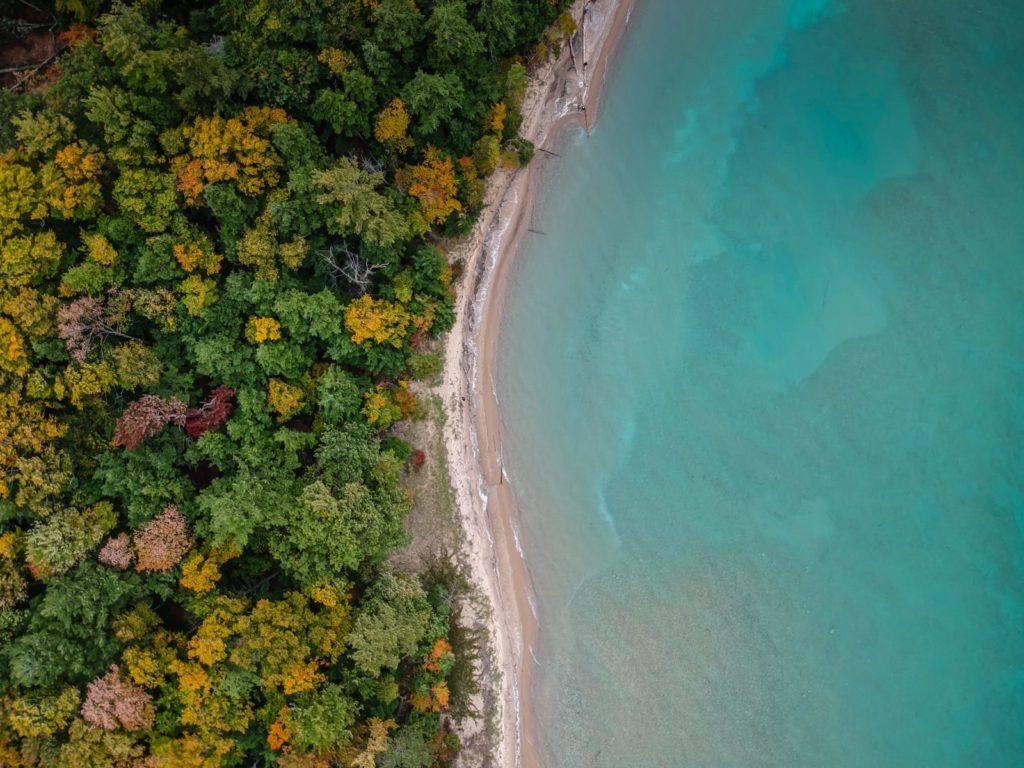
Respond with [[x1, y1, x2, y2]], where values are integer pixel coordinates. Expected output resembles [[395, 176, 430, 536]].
[[496, 0, 1024, 765]]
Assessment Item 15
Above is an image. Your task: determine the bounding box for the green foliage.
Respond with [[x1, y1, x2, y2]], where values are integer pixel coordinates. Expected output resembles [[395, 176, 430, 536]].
[[25, 503, 117, 578], [0, 0, 570, 761], [313, 157, 408, 246], [349, 569, 432, 678]]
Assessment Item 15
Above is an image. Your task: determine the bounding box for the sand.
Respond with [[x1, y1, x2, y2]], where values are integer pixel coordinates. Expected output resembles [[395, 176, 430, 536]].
[[438, 1, 637, 765]]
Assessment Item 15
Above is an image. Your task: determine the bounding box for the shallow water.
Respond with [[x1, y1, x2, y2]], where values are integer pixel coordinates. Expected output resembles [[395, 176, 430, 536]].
[[496, 0, 1024, 765]]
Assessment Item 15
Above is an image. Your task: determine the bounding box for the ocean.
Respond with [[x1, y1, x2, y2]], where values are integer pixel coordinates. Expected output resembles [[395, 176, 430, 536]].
[[495, 0, 1024, 765]]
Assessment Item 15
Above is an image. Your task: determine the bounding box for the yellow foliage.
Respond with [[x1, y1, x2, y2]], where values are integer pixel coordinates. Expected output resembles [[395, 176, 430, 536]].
[[179, 542, 240, 593], [348, 718, 396, 768], [1, 231, 63, 287], [179, 275, 219, 317], [374, 98, 413, 153], [344, 294, 411, 348], [84, 232, 118, 266], [279, 235, 308, 270], [408, 691, 431, 712], [399, 147, 462, 225], [245, 316, 282, 344], [556, 10, 577, 37], [361, 382, 413, 430], [0, 317, 29, 377], [145, 733, 236, 768], [0, 531, 17, 559], [236, 213, 279, 281], [187, 637, 223, 671], [281, 659, 324, 695], [5, 686, 81, 738], [173, 108, 291, 204], [61, 360, 117, 408], [0, 392, 67, 500], [267, 378, 304, 422], [486, 101, 507, 138], [0, 152, 46, 239], [318, 47, 355, 76], [173, 241, 221, 275], [410, 681, 449, 713], [308, 582, 341, 608], [123, 647, 164, 687], [411, 299, 438, 334], [432, 681, 450, 710], [40, 141, 105, 219]]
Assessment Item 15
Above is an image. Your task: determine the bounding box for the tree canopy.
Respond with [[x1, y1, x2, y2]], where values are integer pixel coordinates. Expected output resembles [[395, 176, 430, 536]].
[[0, 0, 571, 764]]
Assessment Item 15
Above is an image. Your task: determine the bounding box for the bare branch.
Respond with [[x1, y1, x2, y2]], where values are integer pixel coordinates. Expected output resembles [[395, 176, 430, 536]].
[[319, 244, 387, 294]]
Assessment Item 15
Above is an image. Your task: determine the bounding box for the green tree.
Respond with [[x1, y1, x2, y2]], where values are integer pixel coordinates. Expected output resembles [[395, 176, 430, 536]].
[[314, 158, 408, 246], [348, 570, 431, 677]]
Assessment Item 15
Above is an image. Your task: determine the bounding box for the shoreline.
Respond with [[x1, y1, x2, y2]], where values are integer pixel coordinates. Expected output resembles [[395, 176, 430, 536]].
[[439, 1, 637, 766]]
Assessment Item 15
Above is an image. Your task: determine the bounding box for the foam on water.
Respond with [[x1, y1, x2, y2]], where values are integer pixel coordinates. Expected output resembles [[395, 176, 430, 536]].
[[497, 0, 1024, 765]]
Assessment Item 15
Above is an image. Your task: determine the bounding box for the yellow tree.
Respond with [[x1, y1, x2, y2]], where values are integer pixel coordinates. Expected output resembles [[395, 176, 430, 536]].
[[344, 295, 411, 349], [374, 98, 413, 154], [0, 391, 68, 504], [171, 107, 291, 204], [39, 141, 106, 220]]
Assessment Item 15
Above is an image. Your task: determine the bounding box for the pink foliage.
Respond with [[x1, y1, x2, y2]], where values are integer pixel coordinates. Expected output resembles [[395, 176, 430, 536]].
[[184, 385, 236, 438], [81, 665, 155, 731], [133, 505, 192, 573], [97, 533, 133, 570], [412, 449, 426, 469], [57, 296, 106, 362], [113, 395, 187, 450]]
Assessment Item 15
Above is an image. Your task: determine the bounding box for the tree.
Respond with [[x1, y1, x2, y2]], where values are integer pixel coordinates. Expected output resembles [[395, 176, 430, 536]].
[[183, 386, 235, 438], [25, 502, 118, 578], [269, 479, 407, 585], [113, 395, 188, 450], [0, 391, 68, 505], [133, 505, 192, 572], [398, 147, 461, 226], [98, 533, 134, 570], [374, 98, 413, 155], [4, 562, 143, 687], [80, 664, 155, 731], [58, 296, 139, 362], [344, 294, 411, 349], [313, 157, 408, 247], [348, 570, 432, 677], [172, 109, 290, 204], [284, 684, 357, 752], [426, 1, 484, 68], [477, 0, 520, 56], [401, 72, 465, 139]]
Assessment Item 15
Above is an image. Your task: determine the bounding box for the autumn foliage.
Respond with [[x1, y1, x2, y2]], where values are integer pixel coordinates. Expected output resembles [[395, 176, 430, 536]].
[[113, 395, 188, 450], [132, 505, 192, 573], [80, 665, 155, 731], [398, 147, 462, 225]]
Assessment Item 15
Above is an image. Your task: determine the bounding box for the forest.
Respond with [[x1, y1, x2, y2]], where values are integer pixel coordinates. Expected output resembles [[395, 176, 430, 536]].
[[0, 0, 570, 765]]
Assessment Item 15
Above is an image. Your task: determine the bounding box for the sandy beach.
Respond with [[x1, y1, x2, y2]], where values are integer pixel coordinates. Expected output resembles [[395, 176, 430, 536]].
[[439, 1, 636, 765]]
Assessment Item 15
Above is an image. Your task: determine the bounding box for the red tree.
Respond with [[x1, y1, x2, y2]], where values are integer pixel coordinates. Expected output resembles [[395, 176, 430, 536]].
[[184, 385, 235, 438], [113, 395, 188, 450]]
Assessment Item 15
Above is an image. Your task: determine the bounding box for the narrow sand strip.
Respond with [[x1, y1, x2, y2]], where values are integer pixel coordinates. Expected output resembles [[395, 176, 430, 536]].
[[440, 1, 636, 765]]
